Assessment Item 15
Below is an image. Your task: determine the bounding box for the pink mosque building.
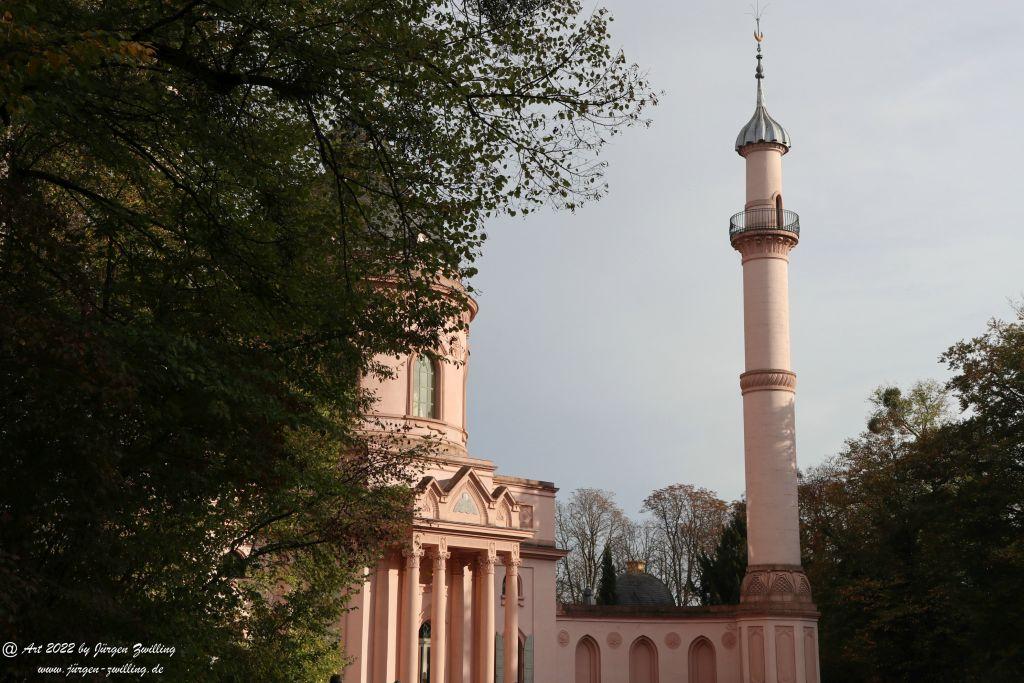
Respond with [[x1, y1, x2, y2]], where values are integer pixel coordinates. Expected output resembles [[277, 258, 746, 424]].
[[341, 30, 820, 683]]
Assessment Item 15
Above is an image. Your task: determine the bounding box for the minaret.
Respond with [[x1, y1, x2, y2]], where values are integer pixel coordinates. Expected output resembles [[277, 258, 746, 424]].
[[731, 20, 820, 683]]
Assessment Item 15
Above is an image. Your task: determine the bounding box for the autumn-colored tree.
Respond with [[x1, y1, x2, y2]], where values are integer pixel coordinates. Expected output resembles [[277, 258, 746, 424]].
[[555, 488, 628, 604], [0, 0, 653, 678], [641, 484, 727, 605]]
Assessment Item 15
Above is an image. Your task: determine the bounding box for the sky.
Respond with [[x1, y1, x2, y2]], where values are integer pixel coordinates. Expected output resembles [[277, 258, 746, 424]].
[[464, 0, 1024, 517]]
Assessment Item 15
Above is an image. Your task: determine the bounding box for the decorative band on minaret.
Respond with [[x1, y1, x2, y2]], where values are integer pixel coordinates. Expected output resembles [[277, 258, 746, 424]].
[[732, 20, 813, 607]]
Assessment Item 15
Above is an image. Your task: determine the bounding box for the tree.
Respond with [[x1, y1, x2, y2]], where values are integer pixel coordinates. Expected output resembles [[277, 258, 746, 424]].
[[555, 488, 627, 604], [801, 328, 1024, 683], [641, 484, 727, 605], [0, 0, 653, 678], [799, 380, 956, 683], [596, 543, 617, 605], [694, 501, 746, 606], [613, 516, 661, 571]]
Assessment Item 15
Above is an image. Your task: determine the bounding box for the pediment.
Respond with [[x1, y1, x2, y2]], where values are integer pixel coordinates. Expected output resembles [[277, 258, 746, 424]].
[[426, 467, 522, 528], [414, 477, 447, 520]]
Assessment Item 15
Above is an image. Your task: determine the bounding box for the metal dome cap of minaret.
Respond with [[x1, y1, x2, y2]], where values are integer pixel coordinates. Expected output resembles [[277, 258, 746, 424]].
[[735, 14, 791, 153]]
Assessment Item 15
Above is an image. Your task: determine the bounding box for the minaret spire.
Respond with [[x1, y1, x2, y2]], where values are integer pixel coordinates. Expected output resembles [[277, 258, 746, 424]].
[[735, 7, 790, 152], [754, 18, 765, 105]]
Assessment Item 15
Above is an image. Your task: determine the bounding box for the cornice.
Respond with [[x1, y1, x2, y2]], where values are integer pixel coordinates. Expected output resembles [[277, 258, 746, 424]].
[[740, 368, 797, 395], [731, 230, 798, 261]]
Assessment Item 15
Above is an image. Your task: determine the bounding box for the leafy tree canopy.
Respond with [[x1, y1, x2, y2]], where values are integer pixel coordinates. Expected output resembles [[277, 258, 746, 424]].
[[801, 308, 1024, 682], [0, 0, 653, 678]]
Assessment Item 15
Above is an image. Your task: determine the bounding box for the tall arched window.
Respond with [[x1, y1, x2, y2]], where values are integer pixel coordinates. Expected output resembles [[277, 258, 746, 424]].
[[501, 574, 525, 606], [575, 636, 600, 683], [418, 621, 431, 683], [689, 637, 716, 683], [775, 194, 784, 229], [629, 637, 658, 683], [412, 355, 439, 419]]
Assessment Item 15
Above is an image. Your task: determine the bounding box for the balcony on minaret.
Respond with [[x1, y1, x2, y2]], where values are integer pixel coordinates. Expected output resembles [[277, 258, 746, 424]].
[[728, 206, 800, 242]]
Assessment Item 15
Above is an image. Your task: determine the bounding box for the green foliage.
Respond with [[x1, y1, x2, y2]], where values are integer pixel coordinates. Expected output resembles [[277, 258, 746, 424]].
[[695, 502, 746, 606], [801, 312, 1024, 683], [0, 0, 653, 678], [596, 544, 617, 606]]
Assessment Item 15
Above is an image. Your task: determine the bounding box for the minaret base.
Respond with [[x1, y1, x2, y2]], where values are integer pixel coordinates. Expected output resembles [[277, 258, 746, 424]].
[[740, 564, 814, 605]]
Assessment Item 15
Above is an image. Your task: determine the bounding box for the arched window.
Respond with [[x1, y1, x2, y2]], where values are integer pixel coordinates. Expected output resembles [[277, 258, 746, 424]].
[[412, 355, 439, 419], [501, 574, 525, 606], [689, 637, 716, 683], [418, 621, 431, 683], [629, 637, 658, 683], [775, 194, 784, 229], [575, 636, 600, 683]]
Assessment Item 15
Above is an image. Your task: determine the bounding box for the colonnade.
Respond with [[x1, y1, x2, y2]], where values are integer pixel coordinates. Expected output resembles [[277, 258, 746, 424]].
[[367, 536, 520, 683]]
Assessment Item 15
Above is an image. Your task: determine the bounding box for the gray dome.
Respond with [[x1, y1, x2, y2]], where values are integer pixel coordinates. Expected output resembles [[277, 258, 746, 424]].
[[614, 565, 675, 607], [735, 82, 790, 152]]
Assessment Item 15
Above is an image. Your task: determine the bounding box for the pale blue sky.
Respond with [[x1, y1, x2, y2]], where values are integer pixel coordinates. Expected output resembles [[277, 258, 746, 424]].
[[466, 0, 1024, 516]]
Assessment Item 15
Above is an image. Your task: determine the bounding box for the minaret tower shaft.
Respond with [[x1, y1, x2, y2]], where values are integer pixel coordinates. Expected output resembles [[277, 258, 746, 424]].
[[731, 8, 818, 609], [728, 21, 820, 683]]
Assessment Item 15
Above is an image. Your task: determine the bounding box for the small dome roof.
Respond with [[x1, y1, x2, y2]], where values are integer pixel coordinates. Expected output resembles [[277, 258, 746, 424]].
[[736, 82, 790, 152], [736, 39, 790, 153], [614, 564, 675, 607]]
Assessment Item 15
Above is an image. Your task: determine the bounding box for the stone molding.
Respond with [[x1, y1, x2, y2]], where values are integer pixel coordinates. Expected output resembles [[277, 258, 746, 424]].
[[738, 141, 788, 158], [732, 231, 798, 261], [740, 369, 797, 395], [740, 565, 813, 605]]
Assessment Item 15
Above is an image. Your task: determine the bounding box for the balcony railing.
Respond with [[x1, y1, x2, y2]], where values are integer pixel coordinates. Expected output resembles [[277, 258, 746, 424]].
[[729, 207, 800, 239]]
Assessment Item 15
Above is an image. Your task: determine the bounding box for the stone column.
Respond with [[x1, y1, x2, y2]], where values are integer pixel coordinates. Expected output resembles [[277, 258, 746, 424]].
[[448, 558, 465, 683], [502, 547, 521, 683], [477, 548, 497, 683], [431, 540, 450, 683], [371, 555, 400, 683], [402, 538, 424, 683]]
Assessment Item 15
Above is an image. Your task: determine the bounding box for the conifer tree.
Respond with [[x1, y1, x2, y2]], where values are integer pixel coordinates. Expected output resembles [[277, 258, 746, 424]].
[[596, 543, 618, 605], [695, 502, 747, 605]]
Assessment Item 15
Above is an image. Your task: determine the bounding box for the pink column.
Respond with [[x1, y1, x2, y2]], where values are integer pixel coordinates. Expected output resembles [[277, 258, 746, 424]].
[[477, 549, 496, 683], [431, 540, 450, 683], [402, 540, 423, 683], [448, 559, 465, 683], [502, 547, 520, 683], [371, 555, 400, 683]]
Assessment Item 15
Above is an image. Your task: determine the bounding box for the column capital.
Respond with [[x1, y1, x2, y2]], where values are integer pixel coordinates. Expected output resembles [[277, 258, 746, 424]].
[[477, 547, 498, 574], [403, 534, 424, 567], [504, 545, 521, 573], [433, 537, 451, 565]]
